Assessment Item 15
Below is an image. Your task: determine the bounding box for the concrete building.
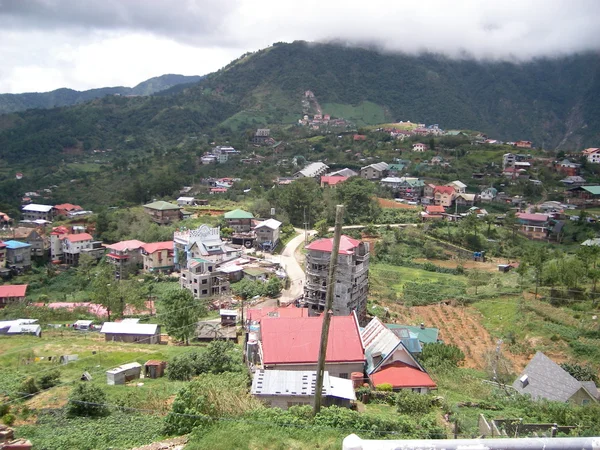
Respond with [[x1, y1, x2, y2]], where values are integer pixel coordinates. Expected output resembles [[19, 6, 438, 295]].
[[7, 228, 45, 257], [294, 162, 329, 179], [360, 162, 389, 180], [254, 218, 282, 252], [21, 204, 53, 222], [4, 240, 32, 270], [173, 224, 241, 270], [143, 201, 182, 225], [224, 209, 254, 233], [106, 362, 142, 385], [141, 241, 174, 273], [105, 239, 146, 279], [53, 233, 103, 266], [180, 257, 229, 299], [0, 284, 27, 309], [304, 235, 369, 323], [251, 369, 355, 410]]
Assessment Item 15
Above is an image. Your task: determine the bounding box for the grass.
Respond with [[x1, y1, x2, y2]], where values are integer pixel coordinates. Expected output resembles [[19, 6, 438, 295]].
[[65, 162, 103, 173], [370, 263, 466, 294], [322, 101, 388, 126]]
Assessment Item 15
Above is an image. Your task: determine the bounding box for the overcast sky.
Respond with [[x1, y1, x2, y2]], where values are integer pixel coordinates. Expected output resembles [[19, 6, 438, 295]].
[[1, 0, 599, 94]]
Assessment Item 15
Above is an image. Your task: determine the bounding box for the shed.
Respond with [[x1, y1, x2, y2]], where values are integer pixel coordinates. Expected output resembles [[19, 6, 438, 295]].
[[73, 320, 93, 330], [220, 309, 238, 327], [100, 322, 161, 344], [144, 360, 167, 379], [106, 362, 142, 385]]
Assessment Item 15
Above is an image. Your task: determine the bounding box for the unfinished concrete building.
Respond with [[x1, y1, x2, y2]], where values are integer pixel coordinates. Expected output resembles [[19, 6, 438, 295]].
[[303, 235, 369, 324]]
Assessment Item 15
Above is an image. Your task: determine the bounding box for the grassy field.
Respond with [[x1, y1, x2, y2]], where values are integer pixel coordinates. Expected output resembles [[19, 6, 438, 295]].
[[65, 162, 104, 173], [370, 263, 467, 293], [322, 101, 388, 126]]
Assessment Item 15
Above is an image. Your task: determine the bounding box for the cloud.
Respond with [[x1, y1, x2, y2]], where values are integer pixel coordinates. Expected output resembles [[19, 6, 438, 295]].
[[0, 0, 599, 92]]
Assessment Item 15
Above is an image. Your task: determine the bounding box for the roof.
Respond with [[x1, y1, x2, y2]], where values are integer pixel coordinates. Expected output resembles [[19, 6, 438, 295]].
[[328, 168, 358, 177], [305, 235, 361, 255], [177, 196, 195, 202], [260, 315, 364, 365], [321, 176, 348, 186], [482, 187, 498, 195], [361, 162, 389, 172], [426, 205, 445, 214], [220, 309, 238, 316], [582, 148, 600, 155], [100, 322, 159, 336], [74, 320, 93, 326], [224, 209, 254, 219], [54, 203, 82, 211], [512, 352, 598, 403], [22, 204, 53, 213], [582, 238, 600, 247], [361, 317, 405, 374], [145, 359, 165, 366], [433, 186, 455, 195], [3, 240, 31, 249], [457, 193, 476, 201], [251, 370, 355, 400], [516, 212, 549, 222], [106, 362, 142, 374], [582, 186, 600, 195], [106, 240, 146, 252], [297, 162, 329, 178], [141, 241, 173, 254], [243, 267, 269, 277], [386, 324, 439, 344], [450, 180, 467, 188], [370, 361, 437, 389], [254, 218, 282, 230], [143, 201, 181, 211], [63, 233, 93, 243], [247, 307, 309, 322], [0, 284, 27, 298]]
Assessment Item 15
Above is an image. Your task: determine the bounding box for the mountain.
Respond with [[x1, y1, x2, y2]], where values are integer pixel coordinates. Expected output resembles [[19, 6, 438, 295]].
[[0, 41, 599, 168], [0, 74, 203, 114]]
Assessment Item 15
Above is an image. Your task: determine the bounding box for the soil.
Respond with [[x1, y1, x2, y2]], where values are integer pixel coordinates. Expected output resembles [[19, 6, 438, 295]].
[[388, 304, 529, 371], [377, 198, 418, 210], [413, 258, 506, 272], [129, 436, 188, 450]]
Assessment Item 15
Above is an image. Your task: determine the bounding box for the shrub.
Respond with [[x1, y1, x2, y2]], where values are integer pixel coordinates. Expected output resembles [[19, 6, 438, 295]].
[[418, 343, 465, 371], [375, 383, 393, 392], [395, 390, 433, 415], [2, 414, 15, 426], [67, 383, 109, 417], [37, 369, 61, 390], [20, 377, 39, 396], [167, 352, 200, 381]]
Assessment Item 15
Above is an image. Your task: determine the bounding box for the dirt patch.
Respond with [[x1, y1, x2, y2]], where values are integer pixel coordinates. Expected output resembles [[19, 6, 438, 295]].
[[129, 436, 188, 450], [388, 304, 528, 371], [377, 198, 418, 210], [414, 258, 503, 272], [26, 385, 70, 410]]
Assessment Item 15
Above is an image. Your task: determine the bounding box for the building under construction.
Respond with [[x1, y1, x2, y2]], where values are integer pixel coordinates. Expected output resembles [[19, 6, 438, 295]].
[[303, 235, 369, 323]]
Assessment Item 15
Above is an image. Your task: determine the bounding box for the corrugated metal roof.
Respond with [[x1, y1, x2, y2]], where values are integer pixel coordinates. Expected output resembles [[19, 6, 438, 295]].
[[107, 362, 142, 374], [224, 209, 254, 219], [143, 201, 181, 211], [100, 322, 158, 335], [251, 370, 355, 400], [361, 317, 403, 374]]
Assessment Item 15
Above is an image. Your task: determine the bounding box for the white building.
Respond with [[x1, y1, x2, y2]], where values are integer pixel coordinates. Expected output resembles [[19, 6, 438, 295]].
[[294, 162, 329, 179], [412, 143, 428, 152], [177, 197, 196, 206], [21, 204, 53, 222]]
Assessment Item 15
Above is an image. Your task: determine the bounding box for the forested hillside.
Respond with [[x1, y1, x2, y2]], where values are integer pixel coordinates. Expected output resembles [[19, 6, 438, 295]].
[[0, 74, 203, 114]]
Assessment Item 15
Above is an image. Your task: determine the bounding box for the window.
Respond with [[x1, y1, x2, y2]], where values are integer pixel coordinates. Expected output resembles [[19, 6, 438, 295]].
[[201, 289, 208, 295], [202, 279, 207, 284], [339, 373, 348, 379]]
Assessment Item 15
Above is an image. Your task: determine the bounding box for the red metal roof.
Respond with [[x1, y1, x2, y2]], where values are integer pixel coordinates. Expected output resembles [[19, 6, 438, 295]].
[[426, 205, 445, 214], [247, 306, 309, 322], [62, 233, 93, 243], [54, 203, 82, 212], [370, 361, 437, 388], [105, 239, 146, 252], [261, 315, 365, 365], [305, 235, 361, 254], [433, 186, 455, 195], [0, 284, 28, 298], [321, 176, 348, 186], [141, 241, 173, 254], [516, 212, 549, 222]]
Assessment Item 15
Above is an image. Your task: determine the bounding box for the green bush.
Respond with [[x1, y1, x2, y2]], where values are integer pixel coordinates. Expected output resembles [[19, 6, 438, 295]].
[[418, 343, 465, 372], [2, 413, 15, 426], [20, 377, 39, 396], [37, 369, 61, 390], [395, 390, 433, 415], [375, 383, 393, 392], [167, 341, 243, 381], [67, 383, 109, 417]]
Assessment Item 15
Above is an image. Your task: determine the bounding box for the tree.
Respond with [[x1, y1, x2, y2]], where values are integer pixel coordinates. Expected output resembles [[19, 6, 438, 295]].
[[231, 278, 266, 299], [197, 341, 240, 374], [67, 383, 109, 417], [270, 177, 323, 226], [468, 270, 488, 295], [314, 219, 329, 238], [504, 210, 517, 241], [525, 246, 549, 298], [162, 288, 206, 345], [265, 277, 283, 298], [560, 363, 599, 384], [335, 177, 380, 224]]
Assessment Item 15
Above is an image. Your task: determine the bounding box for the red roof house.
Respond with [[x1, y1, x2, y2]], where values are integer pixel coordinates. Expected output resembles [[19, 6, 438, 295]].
[[425, 205, 445, 214], [370, 361, 438, 389], [353, 134, 367, 141], [305, 235, 361, 255], [61, 233, 93, 243], [433, 186, 455, 196], [141, 241, 173, 254], [320, 176, 348, 187], [0, 284, 28, 309], [247, 306, 309, 322], [259, 314, 365, 377], [53, 203, 83, 216]]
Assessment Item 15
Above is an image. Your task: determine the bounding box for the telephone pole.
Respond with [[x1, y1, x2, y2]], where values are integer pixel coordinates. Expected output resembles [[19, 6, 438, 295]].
[[313, 204, 344, 416]]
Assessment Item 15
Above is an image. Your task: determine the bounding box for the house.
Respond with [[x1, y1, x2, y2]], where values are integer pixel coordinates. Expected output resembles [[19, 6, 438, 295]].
[[224, 209, 254, 233], [21, 204, 53, 222], [294, 162, 329, 179], [422, 205, 445, 220], [143, 201, 182, 225], [254, 218, 282, 252], [515, 140, 533, 149], [361, 318, 436, 393], [0, 284, 27, 309], [480, 187, 498, 202], [379, 177, 403, 190], [100, 322, 161, 344], [433, 186, 456, 207], [582, 148, 600, 164], [105, 239, 146, 279], [0, 241, 6, 269], [513, 352, 598, 405], [455, 193, 477, 207], [387, 163, 406, 176], [258, 314, 365, 378], [73, 320, 94, 331], [560, 176, 586, 186], [516, 213, 549, 240], [327, 168, 358, 178], [304, 236, 370, 323], [502, 153, 517, 169], [173, 225, 241, 269], [502, 166, 526, 178], [251, 128, 271, 144], [201, 154, 217, 165], [58, 233, 103, 266], [212, 145, 239, 163], [430, 156, 444, 166], [386, 323, 440, 346], [360, 162, 389, 180], [4, 240, 32, 270], [180, 257, 229, 299], [412, 143, 428, 152], [106, 362, 142, 385], [177, 196, 196, 206], [0, 212, 12, 226], [251, 369, 355, 410], [141, 241, 174, 273], [382, 177, 424, 199], [53, 203, 83, 217], [555, 159, 581, 177], [144, 360, 167, 379], [321, 176, 348, 187], [566, 185, 600, 206], [353, 134, 367, 141], [220, 309, 237, 326], [7, 228, 45, 257], [0, 319, 41, 337], [446, 180, 467, 194]]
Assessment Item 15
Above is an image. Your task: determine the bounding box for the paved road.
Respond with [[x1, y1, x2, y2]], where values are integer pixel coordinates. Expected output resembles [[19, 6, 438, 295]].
[[278, 228, 315, 305]]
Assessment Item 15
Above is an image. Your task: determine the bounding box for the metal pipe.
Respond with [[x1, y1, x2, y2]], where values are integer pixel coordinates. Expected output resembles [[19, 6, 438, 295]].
[[342, 434, 600, 450]]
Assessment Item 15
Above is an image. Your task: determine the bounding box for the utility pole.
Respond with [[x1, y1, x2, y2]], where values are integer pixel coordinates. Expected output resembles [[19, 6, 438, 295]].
[[313, 204, 344, 416], [303, 207, 309, 244]]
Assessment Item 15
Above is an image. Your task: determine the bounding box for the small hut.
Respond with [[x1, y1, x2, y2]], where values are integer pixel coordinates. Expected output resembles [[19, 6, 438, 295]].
[[106, 362, 142, 385], [144, 360, 167, 379], [220, 309, 238, 327]]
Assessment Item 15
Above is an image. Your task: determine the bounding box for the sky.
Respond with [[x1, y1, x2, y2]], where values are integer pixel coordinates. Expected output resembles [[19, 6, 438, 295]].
[[1, 0, 599, 94]]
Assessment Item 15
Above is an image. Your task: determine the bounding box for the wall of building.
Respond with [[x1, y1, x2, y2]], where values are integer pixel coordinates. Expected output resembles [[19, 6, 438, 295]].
[[267, 362, 364, 379], [104, 333, 160, 344]]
